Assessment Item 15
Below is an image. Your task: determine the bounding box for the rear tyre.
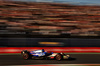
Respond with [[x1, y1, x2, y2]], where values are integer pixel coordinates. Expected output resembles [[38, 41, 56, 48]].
[[22, 53, 30, 60], [56, 54, 62, 61]]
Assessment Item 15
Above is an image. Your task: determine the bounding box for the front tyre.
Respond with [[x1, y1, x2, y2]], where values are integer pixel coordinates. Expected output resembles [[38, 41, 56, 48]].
[[56, 54, 62, 61]]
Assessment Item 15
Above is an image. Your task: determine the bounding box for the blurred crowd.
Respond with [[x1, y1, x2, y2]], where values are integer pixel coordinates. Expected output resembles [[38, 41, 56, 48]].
[[0, 0, 100, 36]]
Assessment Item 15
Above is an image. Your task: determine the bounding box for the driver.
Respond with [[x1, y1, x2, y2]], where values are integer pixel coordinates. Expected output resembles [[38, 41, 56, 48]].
[[42, 49, 45, 52]]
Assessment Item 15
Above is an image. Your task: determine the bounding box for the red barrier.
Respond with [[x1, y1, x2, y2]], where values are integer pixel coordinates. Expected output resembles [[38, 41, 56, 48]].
[[0, 47, 100, 53]]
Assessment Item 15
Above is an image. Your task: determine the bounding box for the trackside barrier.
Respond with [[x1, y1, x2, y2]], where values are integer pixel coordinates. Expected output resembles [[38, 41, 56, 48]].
[[0, 47, 100, 53]]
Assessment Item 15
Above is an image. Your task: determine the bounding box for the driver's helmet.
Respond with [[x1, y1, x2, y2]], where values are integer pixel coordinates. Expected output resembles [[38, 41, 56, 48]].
[[42, 49, 45, 52]]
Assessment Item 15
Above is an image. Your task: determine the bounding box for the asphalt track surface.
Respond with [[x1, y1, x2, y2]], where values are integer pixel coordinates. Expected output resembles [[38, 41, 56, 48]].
[[0, 54, 100, 65]]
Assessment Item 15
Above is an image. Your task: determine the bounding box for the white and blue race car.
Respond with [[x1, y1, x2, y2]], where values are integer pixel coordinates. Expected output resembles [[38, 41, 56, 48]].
[[21, 49, 71, 61]]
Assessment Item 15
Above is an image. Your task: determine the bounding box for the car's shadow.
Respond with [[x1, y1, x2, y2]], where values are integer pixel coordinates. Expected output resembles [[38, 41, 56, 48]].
[[38, 57, 76, 61]]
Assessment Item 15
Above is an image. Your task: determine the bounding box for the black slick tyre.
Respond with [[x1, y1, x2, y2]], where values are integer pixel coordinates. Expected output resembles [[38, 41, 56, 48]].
[[22, 53, 29, 60], [56, 54, 62, 61]]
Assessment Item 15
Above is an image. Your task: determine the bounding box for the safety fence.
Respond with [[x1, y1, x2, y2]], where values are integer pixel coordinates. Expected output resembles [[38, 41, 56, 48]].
[[0, 47, 100, 53]]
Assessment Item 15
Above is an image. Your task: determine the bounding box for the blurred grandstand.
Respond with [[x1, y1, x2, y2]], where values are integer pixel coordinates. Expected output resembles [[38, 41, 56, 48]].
[[0, 0, 100, 38]]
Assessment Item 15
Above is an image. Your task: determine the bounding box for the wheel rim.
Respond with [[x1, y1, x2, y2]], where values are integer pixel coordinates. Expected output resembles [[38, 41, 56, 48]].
[[23, 54, 28, 59], [56, 55, 61, 60]]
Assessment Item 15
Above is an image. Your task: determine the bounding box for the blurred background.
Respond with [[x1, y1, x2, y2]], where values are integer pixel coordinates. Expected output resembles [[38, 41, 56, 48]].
[[0, 0, 100, 65], [0, 0, 100, 52], [0, 0, 100, 37]]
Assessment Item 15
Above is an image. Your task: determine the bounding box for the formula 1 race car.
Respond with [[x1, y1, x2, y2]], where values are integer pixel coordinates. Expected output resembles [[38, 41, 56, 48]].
[[21, 49, 71, 61]]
